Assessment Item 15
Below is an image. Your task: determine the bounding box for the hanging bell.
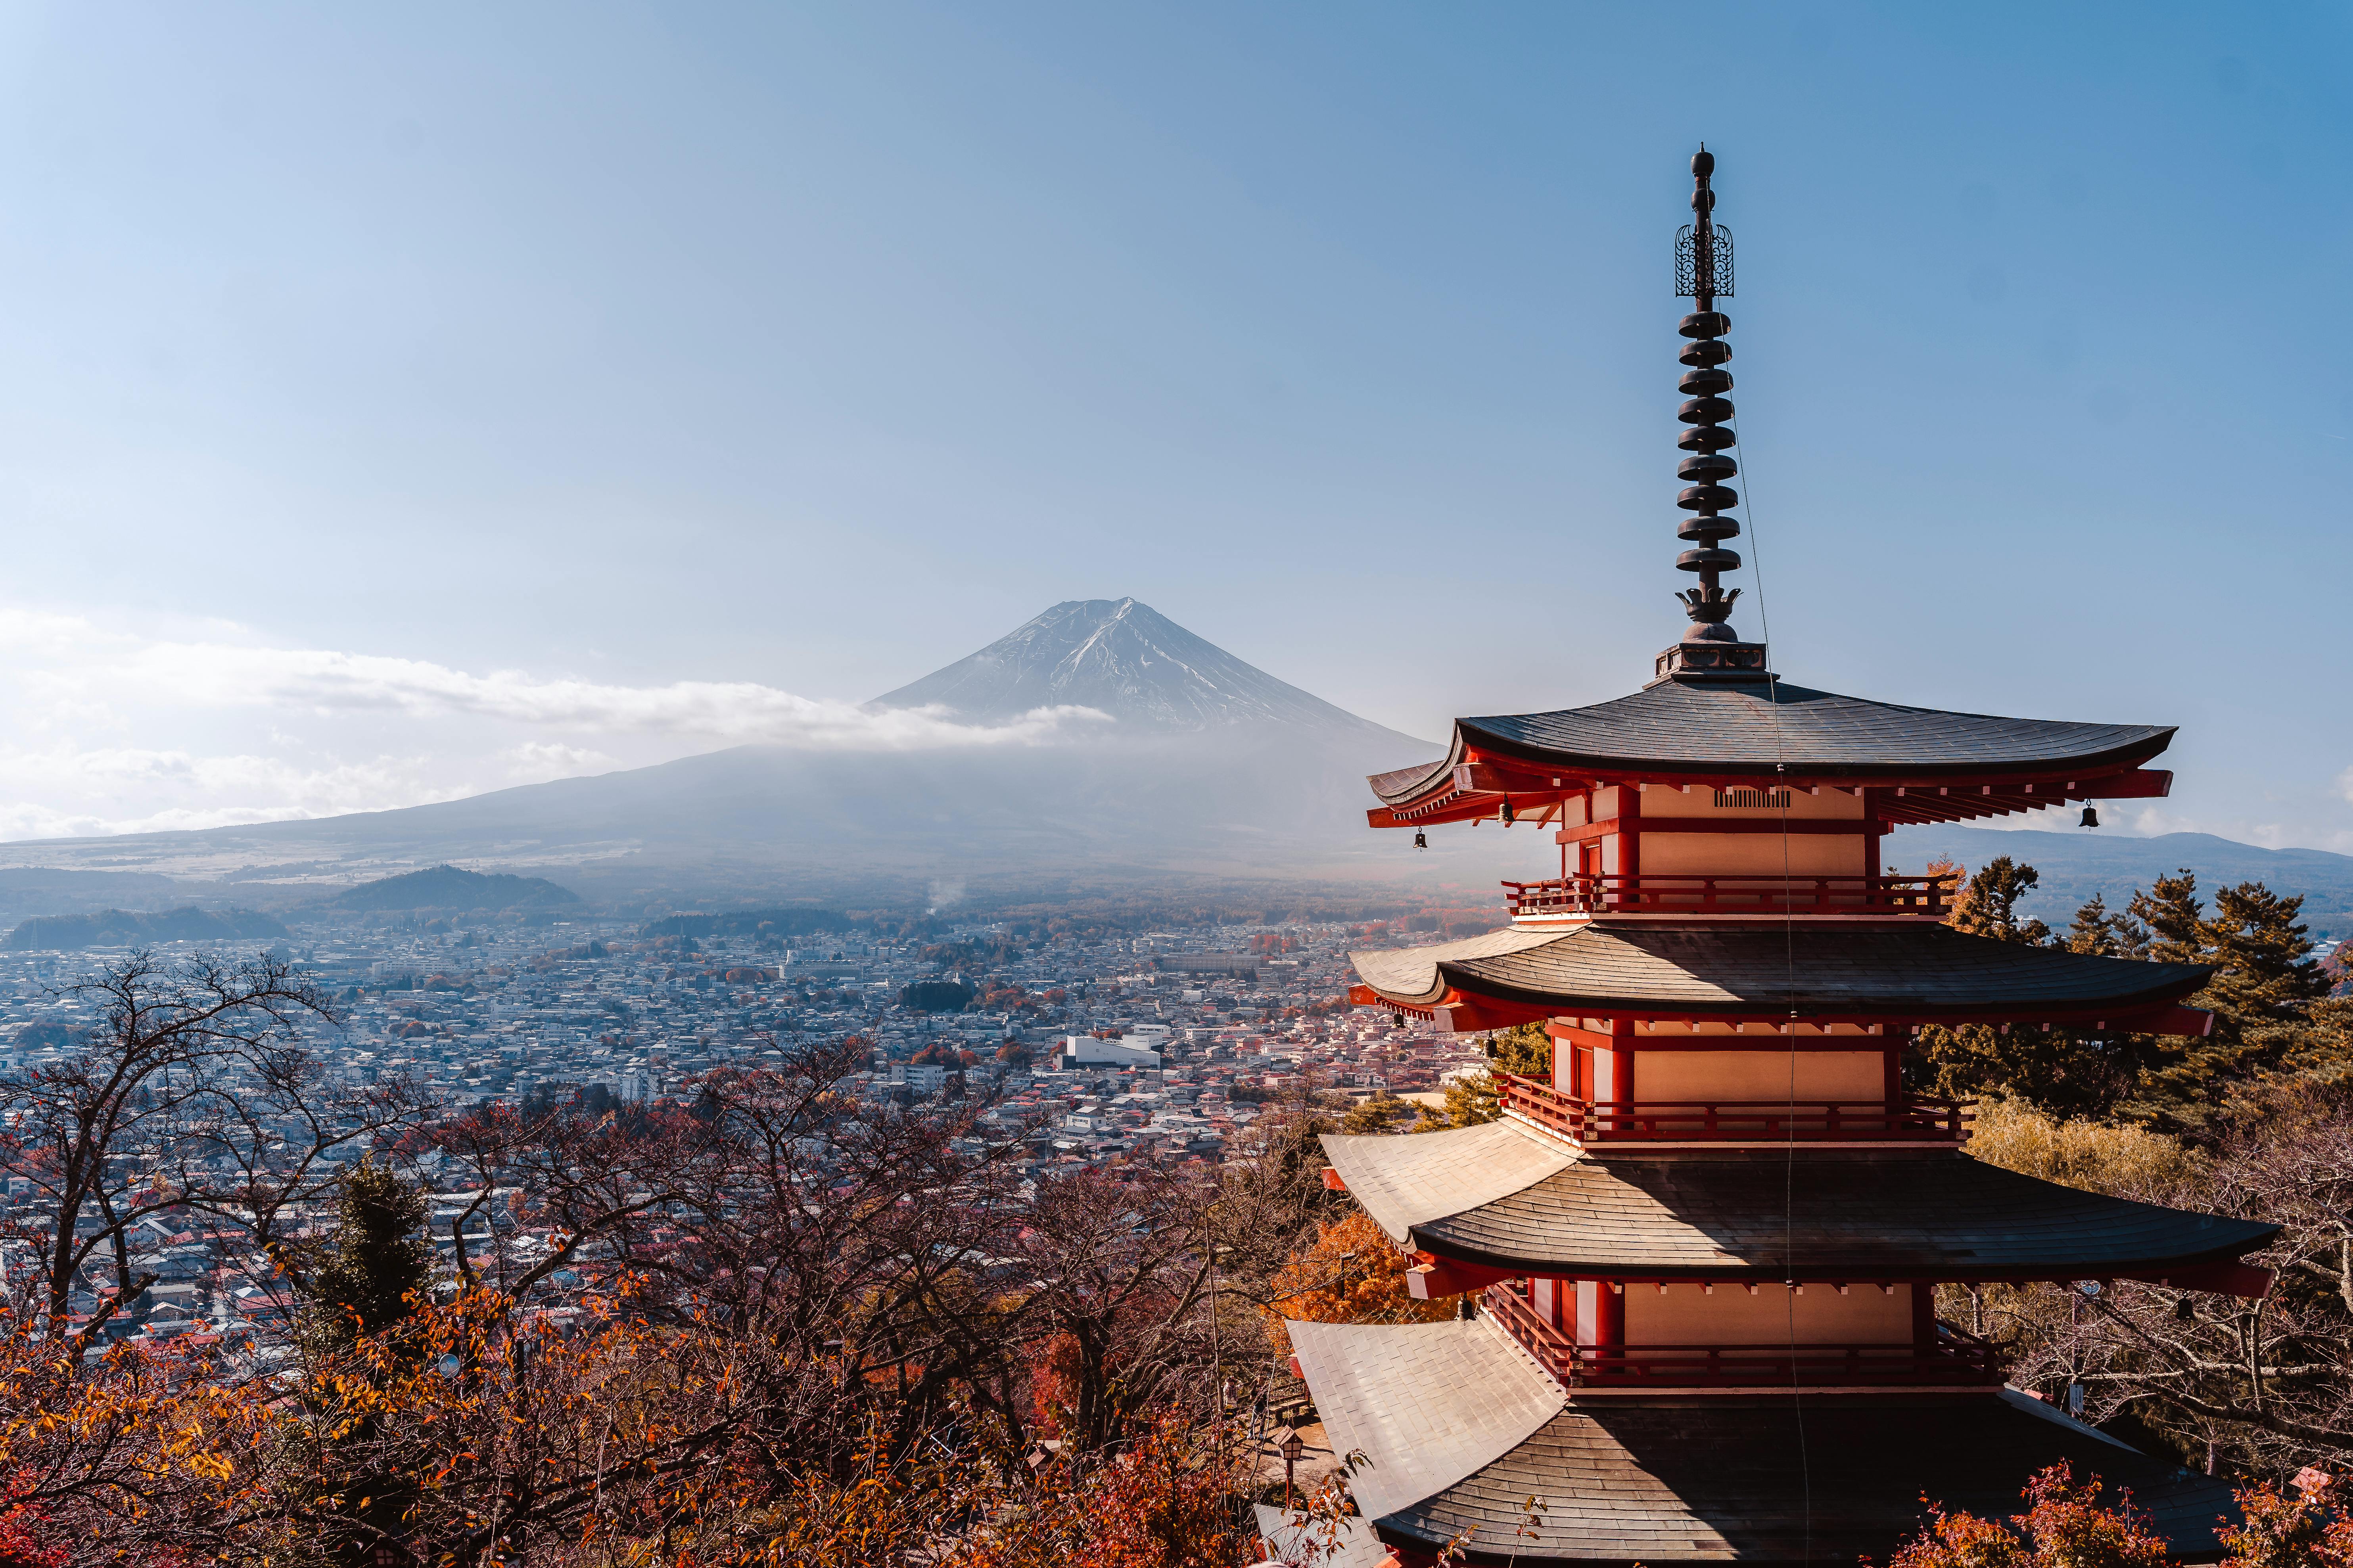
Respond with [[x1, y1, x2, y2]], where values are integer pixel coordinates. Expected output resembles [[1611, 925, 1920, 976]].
[[1413, 830, 1428, 851], [2079, 805, 2100, 828], [1500, 797, 1515, 826], [2174, 1294, 2196, 1323]]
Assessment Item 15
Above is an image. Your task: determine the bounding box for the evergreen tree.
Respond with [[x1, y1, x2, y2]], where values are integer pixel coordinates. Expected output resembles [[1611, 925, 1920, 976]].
[[1440, 1022, 1553, 1127], [1918, 872, 2147, 1117], [1948, 857, 2052, 946], [2127, 878, 2345, 1127], [2065, 892, 2148, 959], [299, 1158, 433, 1352], [2127, 870, 2204, 966], [2201, 882, 2330, 1024]]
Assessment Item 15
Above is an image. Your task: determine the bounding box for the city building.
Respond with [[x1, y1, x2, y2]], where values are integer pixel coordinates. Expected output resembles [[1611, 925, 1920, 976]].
[[1298, 151, 2274, 1566]]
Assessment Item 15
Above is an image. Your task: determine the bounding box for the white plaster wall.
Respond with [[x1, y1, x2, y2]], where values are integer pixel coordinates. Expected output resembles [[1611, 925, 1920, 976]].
[[1631, 1050, 1884, 1102], [1638, 832, 1867, 876], [1621, 1282, 1913, 1346]]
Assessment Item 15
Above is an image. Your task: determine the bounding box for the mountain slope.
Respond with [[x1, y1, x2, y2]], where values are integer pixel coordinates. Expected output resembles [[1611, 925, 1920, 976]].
[[0, 600, 1485, 899], [872, 598, 1404, 735]]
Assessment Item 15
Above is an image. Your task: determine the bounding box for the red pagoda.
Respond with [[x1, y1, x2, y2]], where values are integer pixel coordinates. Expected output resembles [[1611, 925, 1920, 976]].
[[1290, 151, 2274, 1565]]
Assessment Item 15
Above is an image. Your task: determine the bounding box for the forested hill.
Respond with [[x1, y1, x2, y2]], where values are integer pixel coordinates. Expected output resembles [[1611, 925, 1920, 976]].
[[318, 865, 583, 912], [4, 907, 289, 951]]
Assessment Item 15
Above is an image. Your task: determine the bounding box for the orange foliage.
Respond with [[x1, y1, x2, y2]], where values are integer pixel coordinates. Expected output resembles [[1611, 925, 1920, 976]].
[[1263, 1208, 1452, 1348], [1889, 1463, 2174, 1568], [2219, 1477, 2353, 1568]]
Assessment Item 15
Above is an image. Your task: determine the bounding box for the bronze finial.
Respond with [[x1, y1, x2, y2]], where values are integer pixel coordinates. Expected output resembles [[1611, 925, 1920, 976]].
[[1671, 146, 1743, 643]]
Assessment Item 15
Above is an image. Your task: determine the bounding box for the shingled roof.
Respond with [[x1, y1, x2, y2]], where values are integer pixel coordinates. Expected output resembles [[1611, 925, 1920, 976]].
[[1291, 1315, 2237, 1562], [1371, 679, 2176, 805], [1350, 922, 2211, 1020], [1387, 1390, 2238, 1563], [1322, 1123, 2279, 1281]]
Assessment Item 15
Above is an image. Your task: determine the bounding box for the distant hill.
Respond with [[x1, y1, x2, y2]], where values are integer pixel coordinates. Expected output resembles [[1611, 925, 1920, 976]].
[[0, 868, 199, 921], [1887, 827, 2353, 941], [319, 865, 583, 912], [4, 907, 289, 952]]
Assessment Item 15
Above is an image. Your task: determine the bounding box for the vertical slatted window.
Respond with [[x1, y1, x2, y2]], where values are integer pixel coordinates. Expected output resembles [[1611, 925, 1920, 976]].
[[1712, 788, 1793, 809]]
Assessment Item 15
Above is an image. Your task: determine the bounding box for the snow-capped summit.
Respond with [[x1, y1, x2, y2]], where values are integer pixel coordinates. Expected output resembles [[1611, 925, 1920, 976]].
[[869, 598, 1396, 735]]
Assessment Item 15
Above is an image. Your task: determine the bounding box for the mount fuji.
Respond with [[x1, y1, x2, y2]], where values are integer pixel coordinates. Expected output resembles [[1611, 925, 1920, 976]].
[[0, 600, 1514, 903]]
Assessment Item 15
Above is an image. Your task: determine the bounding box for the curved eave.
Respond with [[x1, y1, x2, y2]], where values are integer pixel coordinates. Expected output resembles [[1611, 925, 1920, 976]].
[[1324, 1127, 2280, 1285], [1455, 713, 2177, 788], [1349, 925, 2217, 1026]]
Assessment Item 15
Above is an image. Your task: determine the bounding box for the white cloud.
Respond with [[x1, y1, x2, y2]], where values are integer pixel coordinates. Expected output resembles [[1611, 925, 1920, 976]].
[[0, 607, 1117, 841], [112, 636, 1107, 748]]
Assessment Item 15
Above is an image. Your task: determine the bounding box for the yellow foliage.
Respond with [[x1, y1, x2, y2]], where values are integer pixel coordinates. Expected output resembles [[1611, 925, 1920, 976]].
[[1966, 1096, 2202, 1198]]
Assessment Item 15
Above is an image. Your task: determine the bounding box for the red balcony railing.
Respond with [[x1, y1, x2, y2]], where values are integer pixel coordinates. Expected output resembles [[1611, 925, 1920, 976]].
[[1494, 1072, 1973, 1145], [1502, 872, 1954, 919], [1482, 1279, 2004, 1388]]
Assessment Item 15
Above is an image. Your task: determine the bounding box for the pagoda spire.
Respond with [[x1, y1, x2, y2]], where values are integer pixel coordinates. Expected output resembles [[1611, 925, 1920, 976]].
[[1652, 147, 1768, 683]]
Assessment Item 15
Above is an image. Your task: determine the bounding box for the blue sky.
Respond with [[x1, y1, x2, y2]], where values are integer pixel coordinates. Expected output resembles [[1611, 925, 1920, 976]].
[[0, 3, 2345, 847]]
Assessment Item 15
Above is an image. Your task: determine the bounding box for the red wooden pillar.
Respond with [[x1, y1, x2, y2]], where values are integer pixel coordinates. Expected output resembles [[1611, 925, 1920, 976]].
[[1613, 1017, 1636, 1102], [1911, 1279, 1935, 1348], [1599, 1278, 1624, 1355], [1621, 782, 1642, 890]]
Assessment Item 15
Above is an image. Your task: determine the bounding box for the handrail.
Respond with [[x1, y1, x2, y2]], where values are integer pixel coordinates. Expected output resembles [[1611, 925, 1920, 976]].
[[1494, 1072, 1973, 1144], [1503, 872, 1956, 918], [1480, 1280, 2005, 1387]]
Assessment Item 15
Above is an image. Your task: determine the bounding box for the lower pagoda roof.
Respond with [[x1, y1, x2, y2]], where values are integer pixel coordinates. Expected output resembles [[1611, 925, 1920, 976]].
[[1289, 1318, 2239, 1564], [1350, 922, 2211, 1024], [1323, 1122, 2278, 1283]]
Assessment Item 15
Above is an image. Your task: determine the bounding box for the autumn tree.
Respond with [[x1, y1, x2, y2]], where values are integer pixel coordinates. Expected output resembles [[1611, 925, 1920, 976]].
[[1264, 1207, 1453, 1346], [0, 951, 416, 1328], [1888, 1463, 2174, 1568]]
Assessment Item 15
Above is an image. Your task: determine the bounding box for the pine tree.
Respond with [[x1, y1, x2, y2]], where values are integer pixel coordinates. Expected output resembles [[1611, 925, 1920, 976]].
[[1948, 857, 2053, 946], [2065, 892, 2148, 959], [1441, 1022, 1552, 1127], [2125, 878, 2345, 1127], [300, 1158, 433, 1351], [2201, 882, 2329, 1024], [2128, 870, 2204, 966]]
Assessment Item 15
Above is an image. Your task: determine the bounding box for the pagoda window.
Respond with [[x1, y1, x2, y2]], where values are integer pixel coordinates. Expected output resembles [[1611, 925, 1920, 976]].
[[1640, 786, 1865, 822]]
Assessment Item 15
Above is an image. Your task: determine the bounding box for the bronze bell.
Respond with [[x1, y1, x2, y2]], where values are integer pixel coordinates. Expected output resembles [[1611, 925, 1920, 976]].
[[1413, 830, 1427, 851], [2080, 805, 2100, 828]]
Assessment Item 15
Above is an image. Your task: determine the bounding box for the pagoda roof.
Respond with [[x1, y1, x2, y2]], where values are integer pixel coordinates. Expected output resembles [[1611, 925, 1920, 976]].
[[1350, 923, 2211, 1024], [1375, 678, 2173, 798], [1322, 1121, 2278, 1282], [1291, 1316, 2238, 1563]]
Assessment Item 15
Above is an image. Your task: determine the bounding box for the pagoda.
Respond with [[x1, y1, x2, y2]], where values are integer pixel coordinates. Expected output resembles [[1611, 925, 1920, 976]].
[[1290, 151, 2275, 1566]]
